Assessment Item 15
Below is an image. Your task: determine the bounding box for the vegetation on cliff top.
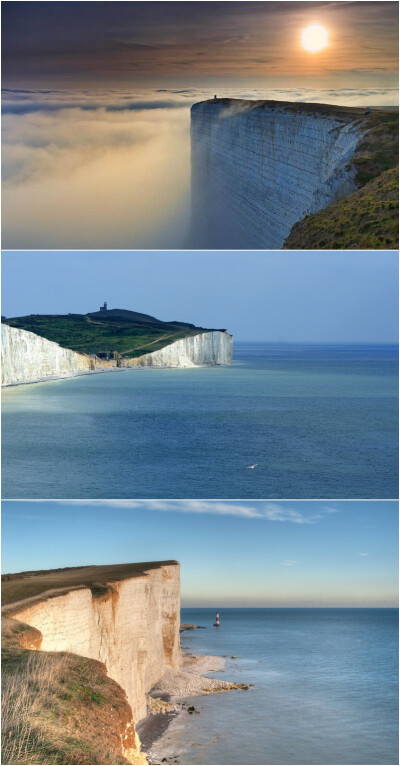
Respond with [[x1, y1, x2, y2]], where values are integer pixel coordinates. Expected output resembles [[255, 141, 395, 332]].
[[2, 618, 134, 764], [285, 111, 398, 249], [284, 166, 398, 249], [2, 561, 178, 608], [3, 308, 223, 358], [197, 100, 398, 250]]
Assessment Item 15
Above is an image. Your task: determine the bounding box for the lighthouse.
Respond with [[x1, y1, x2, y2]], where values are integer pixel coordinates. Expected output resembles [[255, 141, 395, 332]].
[[213, 610, 220, 627]]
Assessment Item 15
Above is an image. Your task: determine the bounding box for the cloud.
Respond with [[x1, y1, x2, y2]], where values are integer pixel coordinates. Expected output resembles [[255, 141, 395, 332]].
[[2, 94, 191, 249], [280, 560, 298, 566], [61, 500, 338, 524], [2, 98, 188, 115], [358, 552, 368, 556], [3, 85, 397, 248]]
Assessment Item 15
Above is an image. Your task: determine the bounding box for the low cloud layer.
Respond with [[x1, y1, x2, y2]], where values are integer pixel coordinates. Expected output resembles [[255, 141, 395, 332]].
[[2, 86, 398, 248], [2, 90, 191, 249]]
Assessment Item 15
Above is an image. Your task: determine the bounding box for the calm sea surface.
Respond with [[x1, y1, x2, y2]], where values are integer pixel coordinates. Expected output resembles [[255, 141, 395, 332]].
[[2, 343, 398, 498], [161, 608, 398, 765]]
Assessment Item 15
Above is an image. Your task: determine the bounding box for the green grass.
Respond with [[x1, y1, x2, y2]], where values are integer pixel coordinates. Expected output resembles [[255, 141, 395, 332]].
[[284, 167, 398, 249], [3, 308, 224, 358], [2, 561, 178, 608], [284, 111, 398, 249], [1, 628, 132, 764], [353, 112, 399, 185]]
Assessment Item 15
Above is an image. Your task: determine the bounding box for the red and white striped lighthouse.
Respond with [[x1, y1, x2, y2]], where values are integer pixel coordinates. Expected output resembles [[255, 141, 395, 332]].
[[213, 610, 220, 627]]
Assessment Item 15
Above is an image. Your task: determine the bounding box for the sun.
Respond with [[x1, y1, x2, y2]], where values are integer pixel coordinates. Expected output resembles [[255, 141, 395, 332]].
[[301, 24, 329, 53]]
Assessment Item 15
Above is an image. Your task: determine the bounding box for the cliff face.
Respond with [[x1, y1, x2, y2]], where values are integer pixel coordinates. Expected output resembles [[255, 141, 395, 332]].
[[8, 563, 181, 723], [191, 99, 363, 248], [1, 324, 232, 385], [1, 323, 116, 385], [123, 331, 233, 368]]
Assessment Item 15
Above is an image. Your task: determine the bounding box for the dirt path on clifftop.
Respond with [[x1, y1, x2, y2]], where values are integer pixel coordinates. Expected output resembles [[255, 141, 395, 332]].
[[2, 585, 89, 615]]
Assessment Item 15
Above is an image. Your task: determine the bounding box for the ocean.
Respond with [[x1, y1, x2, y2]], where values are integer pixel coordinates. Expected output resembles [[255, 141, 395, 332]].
[[2, 343, 398, 499], [161, 608, 399, 765]]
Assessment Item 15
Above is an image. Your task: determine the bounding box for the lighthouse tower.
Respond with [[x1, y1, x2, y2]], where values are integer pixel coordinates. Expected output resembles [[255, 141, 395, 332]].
[[213, 610, 220, 627]]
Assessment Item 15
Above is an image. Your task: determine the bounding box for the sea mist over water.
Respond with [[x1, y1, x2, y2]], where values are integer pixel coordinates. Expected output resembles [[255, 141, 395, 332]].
[[2, 86, 398, 249], [2, 90, 191, 249]]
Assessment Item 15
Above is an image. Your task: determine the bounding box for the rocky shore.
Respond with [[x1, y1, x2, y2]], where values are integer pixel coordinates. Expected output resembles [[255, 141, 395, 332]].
[[137, 628, 249, 765]]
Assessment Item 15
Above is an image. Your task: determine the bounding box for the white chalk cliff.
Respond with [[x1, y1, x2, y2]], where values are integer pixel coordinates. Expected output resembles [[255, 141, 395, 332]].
[[191, 99, 363, 248], [123, 331, 233, 368], [1, 324, 233, 385], [8, 563, 181, 723], [1, 323, 105, 386]]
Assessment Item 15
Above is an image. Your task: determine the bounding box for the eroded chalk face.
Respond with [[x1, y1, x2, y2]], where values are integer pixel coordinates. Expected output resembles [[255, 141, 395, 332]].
[[8, 563, 181, 722], [190, 100, 362, 249]]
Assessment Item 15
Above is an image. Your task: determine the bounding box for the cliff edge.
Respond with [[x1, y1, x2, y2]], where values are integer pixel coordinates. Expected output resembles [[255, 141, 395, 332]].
[[2, 562, 181, 764], [1, 322, 233, 386], [191, 98, 398, 249]]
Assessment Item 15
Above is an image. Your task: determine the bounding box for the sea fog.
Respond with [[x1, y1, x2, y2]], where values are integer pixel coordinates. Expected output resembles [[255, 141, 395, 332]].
[[2, 85, 398, 249]]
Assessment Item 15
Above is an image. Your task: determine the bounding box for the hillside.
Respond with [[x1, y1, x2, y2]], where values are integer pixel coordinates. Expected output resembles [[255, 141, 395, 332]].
[[285, 111, 399, 249], [3, 309, 222, 359], [284, 166, 399, 249], [2, 621, 137, 765]]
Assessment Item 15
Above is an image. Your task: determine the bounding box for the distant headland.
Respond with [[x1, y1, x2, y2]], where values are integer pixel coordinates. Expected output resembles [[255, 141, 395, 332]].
[[1, 305, 233, 385]]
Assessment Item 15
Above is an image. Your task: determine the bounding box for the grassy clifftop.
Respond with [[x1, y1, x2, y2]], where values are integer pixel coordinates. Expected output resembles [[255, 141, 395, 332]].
[[285, 166, 398, 249], [285, 111, 399, 249], [3, 308, 222, 359], [2, 561, 178, 609]]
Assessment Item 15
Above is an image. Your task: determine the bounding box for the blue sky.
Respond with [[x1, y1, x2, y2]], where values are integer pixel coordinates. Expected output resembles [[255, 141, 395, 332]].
[[2, 250, 398, 342], [2, 500, 398, 607]]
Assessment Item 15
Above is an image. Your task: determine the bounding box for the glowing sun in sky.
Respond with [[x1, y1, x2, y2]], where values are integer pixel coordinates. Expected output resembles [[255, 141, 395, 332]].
[[301, 24, 329, 53]]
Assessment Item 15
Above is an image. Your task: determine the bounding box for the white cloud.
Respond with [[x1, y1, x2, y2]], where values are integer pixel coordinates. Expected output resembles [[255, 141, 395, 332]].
[[358, 552, 368, 557], [62, 499, 336, 524], [280, 560, 297, 566]]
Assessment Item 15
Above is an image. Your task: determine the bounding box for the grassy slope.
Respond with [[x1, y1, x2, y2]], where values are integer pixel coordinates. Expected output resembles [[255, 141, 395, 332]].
[[284, 167, 399, 249], [2, 619, 133, 765], [2, 561, 178, 608], [3, 309, 222, 358], [285, 112, 399, 249]]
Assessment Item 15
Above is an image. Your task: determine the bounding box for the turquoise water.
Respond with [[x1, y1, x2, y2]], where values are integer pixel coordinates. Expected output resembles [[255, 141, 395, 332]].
[[2, 343, 398, 499], [170, 608, 399, 765]]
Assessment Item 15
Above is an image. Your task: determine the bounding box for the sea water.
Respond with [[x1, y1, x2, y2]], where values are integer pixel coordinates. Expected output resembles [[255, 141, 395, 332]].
[[2, 343, 398, 498], [162, 608, 398, 765]]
